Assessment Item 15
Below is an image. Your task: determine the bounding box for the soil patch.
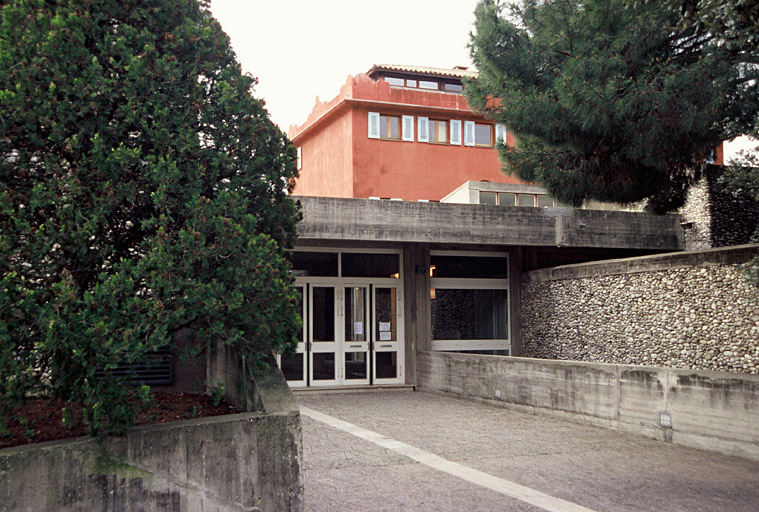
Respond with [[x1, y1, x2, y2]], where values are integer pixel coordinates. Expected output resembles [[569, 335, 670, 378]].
[[1, 391, 239, 449]]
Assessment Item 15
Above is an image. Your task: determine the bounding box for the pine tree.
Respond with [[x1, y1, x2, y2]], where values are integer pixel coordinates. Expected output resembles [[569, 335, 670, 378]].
[[467, 0, 758, 212], [0, 0, 300, 435]]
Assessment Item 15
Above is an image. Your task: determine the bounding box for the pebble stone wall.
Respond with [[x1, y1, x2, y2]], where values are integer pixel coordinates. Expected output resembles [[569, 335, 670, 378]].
[[680, 165, 759, 250], [521, 246, 759, 374]]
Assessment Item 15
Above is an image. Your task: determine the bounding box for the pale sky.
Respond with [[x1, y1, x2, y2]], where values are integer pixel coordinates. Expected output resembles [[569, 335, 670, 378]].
[[209, 0, 756, 159], [209, 0, 482, 132]]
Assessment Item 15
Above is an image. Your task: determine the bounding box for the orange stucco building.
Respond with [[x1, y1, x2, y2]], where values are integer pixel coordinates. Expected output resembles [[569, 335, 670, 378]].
[[288, 65, 520, 201]]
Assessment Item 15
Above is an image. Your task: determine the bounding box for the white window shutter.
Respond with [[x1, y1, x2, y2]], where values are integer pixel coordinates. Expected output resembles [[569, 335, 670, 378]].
[[402, 115, 414, 141], [417, 116, 429, 142], [296, 146, 302, 170], [496, 123, 507, 145], [368, 112, 380, 139], [464, 121, 475, 146], [450, 120, 462, 145]]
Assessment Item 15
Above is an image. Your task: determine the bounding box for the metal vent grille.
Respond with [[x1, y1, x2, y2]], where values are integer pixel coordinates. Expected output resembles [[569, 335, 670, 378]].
[[94, 350, 174, 386]]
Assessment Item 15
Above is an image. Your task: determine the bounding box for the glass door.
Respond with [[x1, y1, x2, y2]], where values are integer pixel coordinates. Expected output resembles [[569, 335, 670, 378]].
[[343, 285, 370, 385], [372, 286, 404, 384], [278, 285, 307, 386], [309, 285, 338, 386]]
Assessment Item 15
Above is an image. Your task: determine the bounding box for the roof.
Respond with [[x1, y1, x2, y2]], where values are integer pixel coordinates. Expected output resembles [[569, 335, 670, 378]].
[[367, 64, 479, 80]]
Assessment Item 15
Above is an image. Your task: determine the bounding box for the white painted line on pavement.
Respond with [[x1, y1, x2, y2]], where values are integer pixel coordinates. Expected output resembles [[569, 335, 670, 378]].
[[300, 406, 596, 512]]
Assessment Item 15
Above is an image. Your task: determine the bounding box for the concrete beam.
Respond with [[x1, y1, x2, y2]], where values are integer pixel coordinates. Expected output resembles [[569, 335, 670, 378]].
[[294, 196, 683, 251]]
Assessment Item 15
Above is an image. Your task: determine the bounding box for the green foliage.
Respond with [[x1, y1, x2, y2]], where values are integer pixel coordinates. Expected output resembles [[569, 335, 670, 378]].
[[0, 0, 300, 436], [467, 0, 759, 213]]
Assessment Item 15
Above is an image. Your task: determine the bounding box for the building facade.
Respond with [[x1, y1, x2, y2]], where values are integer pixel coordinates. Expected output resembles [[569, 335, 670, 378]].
[[288, 65, 519, 201], [280, 197, 683, 389]]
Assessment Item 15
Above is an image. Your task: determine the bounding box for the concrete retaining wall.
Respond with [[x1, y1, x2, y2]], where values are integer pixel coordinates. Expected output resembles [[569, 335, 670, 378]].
[[521, 245, 759, 373], [0, 410, 302, 512], [417, 351, 759, 461], [1, 349, 303, 512]]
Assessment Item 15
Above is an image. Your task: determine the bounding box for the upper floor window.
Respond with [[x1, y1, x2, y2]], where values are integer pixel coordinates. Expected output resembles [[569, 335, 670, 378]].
[[369, 112, 413, 141], [475, 124, 493, 146], [380, 115, 400, 139], [428, 119, 447, 143]]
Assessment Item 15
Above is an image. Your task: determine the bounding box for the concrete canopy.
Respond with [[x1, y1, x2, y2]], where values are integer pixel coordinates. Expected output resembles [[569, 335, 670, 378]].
[[294, 196, 683, 251]]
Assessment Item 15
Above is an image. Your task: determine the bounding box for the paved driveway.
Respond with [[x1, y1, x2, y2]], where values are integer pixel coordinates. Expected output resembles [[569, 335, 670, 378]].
[[296, 390, 759, 512]]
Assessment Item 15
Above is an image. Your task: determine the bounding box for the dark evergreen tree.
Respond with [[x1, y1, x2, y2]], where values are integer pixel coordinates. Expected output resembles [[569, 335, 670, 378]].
[[0, 0, 300, 436], [467, 0, 759, 212]]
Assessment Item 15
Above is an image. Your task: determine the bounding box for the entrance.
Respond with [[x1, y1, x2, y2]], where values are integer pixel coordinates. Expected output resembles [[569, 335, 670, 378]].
[[278, 250, 404, 387]]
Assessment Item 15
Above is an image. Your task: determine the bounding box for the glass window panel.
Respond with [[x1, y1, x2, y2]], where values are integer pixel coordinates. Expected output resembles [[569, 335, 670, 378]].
[[341, 253, 399, 278], [431, 289, 508, 340], [311, 287, 334, 342], [384, 77, 404, 86], [380, 115, 400, 139], [537, 195, 554, 207], [290, 251, 338, 276], [430, 255, 508, 279], [518, 194, 536, 207], [498, 193, 516, 206], [312, 353, 335, 380], [428, 120, 447, 143], [281, 353, 304, 381], [345, 287, 366, 342], [444, 83, 463, 92], [375, 288, 397, 341], [419, 80, 438, 89], [406, 79, 417, 87], [474, 124, 493, 146], [479, 191, 497, 205], [345, 352, 367, 380], [375, 352, 397, 379]]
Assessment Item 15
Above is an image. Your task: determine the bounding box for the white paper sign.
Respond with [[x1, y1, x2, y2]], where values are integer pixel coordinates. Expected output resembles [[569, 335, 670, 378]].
[[379, 331, 392, 341], [354, 322, 363, 335], [379, 322, 391, 332]]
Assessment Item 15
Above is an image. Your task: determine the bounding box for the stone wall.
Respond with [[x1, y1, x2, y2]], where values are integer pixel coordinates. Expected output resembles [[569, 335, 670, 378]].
[[417, 351, 759, 461], [681, 165, 759, 250], [521, 245, 759, 374]]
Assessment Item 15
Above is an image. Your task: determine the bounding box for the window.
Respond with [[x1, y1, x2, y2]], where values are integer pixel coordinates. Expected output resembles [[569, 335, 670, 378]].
[[517, 194, 536, 207], [479, 191, 497, 205], [428, 119, 447, 143], [475, 124, 493, 146], [380, 115, 400, 139], [430, 252, 509, 352], [537, 195, 554, 207], [296, 146, 302, 170], [384, 77, 404, 86], [444, 83, 463, 93], [419, 80, 438, 90], [406, 79, 417, 88], [499, 192, 516, 206]]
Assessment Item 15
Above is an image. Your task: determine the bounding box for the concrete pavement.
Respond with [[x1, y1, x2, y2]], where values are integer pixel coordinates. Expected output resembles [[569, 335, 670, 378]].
[[296, 390, 759, 512]]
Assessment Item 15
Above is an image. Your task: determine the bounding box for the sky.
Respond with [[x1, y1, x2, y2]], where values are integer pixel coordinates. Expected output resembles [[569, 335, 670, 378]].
[[209, 0, 756, 159], [209, 0, 482, 132]]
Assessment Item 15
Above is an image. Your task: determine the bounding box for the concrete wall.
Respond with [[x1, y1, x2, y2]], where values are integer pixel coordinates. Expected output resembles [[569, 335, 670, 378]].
[[0, 410, 302, 512], [1, 346, 304, 512], [417, 351, 759, 461], [521, 245, 759, 374], [295, 196, 683, 251]]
